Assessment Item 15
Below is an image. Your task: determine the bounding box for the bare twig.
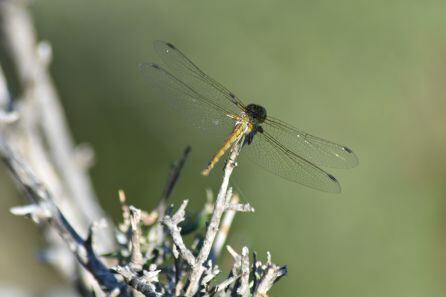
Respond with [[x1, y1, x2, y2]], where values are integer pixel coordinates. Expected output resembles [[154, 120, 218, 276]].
[[253, 253, 287, 297], [111, 266, 160, 297], [201, 260, 220, 287], [227, 245, 242, 273], [251, 251, 259, 294], [147, 146, 192, 251], [129, 206, 144, 270], [237, 247, 250, 296], [213, 275, 239, 294], [211, 192, 253, 260], [158, 146, 191, 217], [118, 190, 131, 232], [225, 196, 255, 213], [0, 141, 129, 296], [162, 200, 196, 267], [185, 139, 244, 296]]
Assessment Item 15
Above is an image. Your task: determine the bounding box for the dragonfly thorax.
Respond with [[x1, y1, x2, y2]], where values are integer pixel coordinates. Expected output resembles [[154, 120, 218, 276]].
[[246, 103, 267, 124]]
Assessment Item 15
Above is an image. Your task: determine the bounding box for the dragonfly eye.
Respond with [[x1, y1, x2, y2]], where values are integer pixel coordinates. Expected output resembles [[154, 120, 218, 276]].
[[246, 104, 267, 123]]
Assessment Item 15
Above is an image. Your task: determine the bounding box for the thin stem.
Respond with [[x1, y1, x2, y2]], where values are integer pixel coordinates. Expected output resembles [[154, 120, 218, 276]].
[[185, 139, 243, 296]]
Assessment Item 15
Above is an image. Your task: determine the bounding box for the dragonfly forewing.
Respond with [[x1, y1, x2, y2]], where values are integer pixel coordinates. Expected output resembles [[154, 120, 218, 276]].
[[140, 63, 234, 131], [153, 41, 245, 115]]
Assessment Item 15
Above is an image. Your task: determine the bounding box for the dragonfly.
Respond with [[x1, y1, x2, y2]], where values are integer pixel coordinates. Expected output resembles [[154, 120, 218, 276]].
[[140, 41, 358, 192]]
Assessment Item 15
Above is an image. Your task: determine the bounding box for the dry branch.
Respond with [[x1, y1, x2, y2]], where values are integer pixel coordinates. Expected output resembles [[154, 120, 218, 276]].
[[0, 1, 287, 296], [0, 140, 128, 296]]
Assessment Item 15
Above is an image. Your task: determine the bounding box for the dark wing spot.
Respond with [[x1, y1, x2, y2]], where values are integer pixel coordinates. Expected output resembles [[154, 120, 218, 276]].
[[166, 42, 176, 49], [327, 173, 338, 182], [229, 92, 237, 102], [343, 146, 353, 153], [151, 63, 161, 70]]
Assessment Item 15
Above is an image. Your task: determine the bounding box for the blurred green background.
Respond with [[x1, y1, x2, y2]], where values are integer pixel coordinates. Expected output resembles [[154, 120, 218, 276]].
[[1, 0, 446, 296]]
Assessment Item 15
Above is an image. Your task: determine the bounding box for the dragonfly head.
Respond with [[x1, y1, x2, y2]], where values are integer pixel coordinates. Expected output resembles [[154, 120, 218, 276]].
[[246, 104, 267, 124]]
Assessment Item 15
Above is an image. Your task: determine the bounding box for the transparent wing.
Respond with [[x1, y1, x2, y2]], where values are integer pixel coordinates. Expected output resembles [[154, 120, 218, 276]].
[[263, 116, 359, 169], [243, 130, 342, 192], [153, 40, 246, 116], [140, 63, 234, 130]]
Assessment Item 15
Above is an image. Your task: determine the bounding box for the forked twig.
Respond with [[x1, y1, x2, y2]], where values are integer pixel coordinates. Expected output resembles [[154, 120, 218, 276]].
[[185, 139, 243, 296]]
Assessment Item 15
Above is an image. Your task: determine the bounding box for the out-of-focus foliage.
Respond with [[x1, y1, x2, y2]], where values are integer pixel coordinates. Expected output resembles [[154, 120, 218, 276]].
[[1, 0, 446, 296]]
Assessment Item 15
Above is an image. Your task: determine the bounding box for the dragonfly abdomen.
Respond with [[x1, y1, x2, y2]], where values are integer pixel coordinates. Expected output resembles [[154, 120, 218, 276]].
[[202, 123, 247, 176]]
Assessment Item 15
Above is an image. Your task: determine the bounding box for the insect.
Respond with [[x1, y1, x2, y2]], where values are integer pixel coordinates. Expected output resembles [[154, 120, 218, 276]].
[[140, 41, 358, 192]]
